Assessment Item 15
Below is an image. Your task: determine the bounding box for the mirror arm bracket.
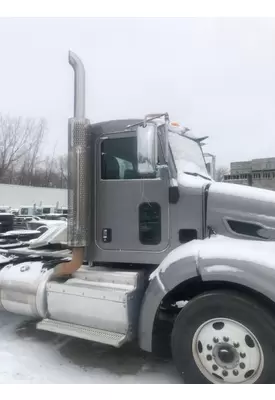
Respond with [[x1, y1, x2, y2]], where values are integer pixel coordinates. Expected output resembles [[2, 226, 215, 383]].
[[143, 113, 169, 127]]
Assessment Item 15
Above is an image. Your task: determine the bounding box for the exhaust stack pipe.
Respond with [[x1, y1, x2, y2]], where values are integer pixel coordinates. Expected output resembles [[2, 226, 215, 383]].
[[67, 51, 90, 247], [69, 51, 85, 119], [54, 51, 90, 277]]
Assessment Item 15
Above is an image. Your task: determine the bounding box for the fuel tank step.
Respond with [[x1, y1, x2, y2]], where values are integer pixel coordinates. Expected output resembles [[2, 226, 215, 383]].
[[45, 266, 145, 339], [37, 318, 127, 347]]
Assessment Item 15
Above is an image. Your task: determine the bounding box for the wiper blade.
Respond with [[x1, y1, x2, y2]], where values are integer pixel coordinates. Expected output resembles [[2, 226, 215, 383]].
[[184, 171, 211, 181]]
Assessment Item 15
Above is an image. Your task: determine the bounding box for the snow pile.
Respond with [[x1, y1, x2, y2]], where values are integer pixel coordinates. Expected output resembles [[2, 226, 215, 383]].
[[0, 254, 9, 263], [0, 312, 180, 384]]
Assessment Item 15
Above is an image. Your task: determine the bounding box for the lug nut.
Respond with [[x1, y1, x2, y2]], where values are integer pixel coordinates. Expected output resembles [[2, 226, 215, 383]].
[[213, 337, 219, 343], [223, 336, 229, 342], [233, 370, 239, 376], [207, 344, 212, 351], [222, 370, 228, 377], [240, 352, 246, 358], [212, 364, 218, 371], [206, 355, 212, 361], [240, 363, 245, 369], [233, 342, 240, 348]]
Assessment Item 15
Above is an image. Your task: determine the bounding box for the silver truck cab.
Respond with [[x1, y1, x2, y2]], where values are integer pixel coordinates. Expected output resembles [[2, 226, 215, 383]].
[[1, 51, 275, 384]]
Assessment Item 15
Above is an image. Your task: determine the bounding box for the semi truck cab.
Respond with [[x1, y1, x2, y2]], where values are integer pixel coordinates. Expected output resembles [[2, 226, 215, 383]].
[[85, 116, 211, 266]]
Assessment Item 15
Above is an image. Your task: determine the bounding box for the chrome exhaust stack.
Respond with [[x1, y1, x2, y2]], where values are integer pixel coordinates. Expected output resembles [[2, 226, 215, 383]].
[[67, 51, 90, 248], [54, 51, 90, 277]]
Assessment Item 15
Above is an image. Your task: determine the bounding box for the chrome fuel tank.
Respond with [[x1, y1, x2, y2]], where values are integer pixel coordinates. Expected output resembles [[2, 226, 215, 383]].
[[0, 261, 54, 317]]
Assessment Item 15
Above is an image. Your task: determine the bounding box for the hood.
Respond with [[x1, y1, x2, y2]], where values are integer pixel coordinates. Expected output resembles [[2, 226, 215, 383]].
[[207, 181, 275, 241]]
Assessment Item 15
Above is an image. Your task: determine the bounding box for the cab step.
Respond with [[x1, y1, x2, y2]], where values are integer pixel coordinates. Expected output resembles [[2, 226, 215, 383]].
[[37, 318, 127, 347]]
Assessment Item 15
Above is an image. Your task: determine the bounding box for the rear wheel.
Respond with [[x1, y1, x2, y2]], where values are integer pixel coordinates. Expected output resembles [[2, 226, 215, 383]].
[[171, 290, 275, 384]]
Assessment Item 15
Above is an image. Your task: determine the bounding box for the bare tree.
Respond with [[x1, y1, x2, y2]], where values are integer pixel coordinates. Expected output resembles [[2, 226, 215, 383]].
[[25, 119, 46, 184], [0, 114, 71, 188], [0, 114, 46, 181], [57, 154, 68, 188], [43, 141, 58, 186], [216, 166, 230, 182]]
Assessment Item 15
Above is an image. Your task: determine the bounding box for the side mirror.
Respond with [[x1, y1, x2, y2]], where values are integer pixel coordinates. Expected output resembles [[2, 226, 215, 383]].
[[206, 162, 212, 176], [137, 123, 158, 176], [204, 153, 216, 180]]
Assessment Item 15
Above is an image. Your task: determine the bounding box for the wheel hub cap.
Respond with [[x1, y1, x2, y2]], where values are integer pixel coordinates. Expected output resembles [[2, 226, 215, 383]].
[[192, 318, 264, 384], [213, 343, 239, 369]]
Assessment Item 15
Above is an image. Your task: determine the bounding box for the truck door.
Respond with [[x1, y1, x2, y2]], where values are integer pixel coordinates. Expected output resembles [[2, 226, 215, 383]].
[[95, 132, 170, 252]]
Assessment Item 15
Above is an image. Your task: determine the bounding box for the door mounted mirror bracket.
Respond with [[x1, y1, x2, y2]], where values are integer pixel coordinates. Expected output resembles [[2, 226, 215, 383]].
[[169, 178, 180, 204]]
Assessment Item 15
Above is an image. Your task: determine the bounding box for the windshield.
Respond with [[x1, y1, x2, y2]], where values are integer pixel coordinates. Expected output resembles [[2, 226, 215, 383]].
[[168, 131, 209, 178]]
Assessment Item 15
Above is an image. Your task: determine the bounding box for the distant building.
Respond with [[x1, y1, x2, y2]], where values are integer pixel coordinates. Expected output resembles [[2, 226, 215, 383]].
[[224, 157, 275, 191]]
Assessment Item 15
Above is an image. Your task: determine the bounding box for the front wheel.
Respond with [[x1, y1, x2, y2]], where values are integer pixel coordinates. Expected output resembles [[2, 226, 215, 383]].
[[171, 290, 275, 384]]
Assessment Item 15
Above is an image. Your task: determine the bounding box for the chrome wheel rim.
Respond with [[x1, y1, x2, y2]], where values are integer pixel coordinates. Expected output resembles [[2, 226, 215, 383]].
[[192, 318, 264, 384]]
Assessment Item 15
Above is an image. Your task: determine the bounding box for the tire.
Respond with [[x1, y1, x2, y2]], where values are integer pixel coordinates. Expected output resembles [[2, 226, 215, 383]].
[[171, 290, 275, 384]]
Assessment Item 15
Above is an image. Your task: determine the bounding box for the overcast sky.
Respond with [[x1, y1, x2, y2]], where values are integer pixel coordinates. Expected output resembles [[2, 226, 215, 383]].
[[0, 17, 274, 167]]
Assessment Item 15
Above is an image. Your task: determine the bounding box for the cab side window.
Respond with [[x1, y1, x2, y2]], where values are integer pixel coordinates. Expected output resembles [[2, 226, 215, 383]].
[[101, 136, 139, 180], [101, 135, 160, 180]]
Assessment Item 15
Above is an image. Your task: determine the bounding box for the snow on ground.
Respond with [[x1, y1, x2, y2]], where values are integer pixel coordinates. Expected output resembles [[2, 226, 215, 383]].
[[0, 311, 181, 384]]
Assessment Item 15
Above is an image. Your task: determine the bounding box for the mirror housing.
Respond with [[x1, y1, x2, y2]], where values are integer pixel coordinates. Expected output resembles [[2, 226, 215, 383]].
[[204, 152, 216, 180], [169, 178, 180, 204], [137, 123, 158, 176]]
